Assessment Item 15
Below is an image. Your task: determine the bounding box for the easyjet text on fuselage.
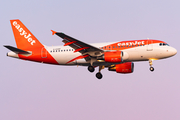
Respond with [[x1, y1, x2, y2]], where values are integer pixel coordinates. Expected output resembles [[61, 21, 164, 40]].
[[117, 41, 145, 46]]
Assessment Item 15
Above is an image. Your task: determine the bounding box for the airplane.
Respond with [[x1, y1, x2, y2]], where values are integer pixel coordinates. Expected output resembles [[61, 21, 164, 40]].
[[4, 19, 177, 79]]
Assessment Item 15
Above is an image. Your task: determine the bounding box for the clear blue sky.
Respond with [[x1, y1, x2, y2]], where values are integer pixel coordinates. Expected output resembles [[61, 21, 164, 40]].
[[0, 0, 180, 120]]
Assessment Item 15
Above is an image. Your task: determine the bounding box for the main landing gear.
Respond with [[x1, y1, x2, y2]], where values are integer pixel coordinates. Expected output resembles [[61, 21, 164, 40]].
[[149, 59, 154, 72], [88, 65, 104, 79], [88, 66, 95, 72], [96, 72, 103, 79]]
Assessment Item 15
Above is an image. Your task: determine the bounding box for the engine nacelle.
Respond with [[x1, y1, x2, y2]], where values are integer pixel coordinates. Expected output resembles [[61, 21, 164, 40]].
[[108, 62, 134, 73], [103, 51, 123, 63]]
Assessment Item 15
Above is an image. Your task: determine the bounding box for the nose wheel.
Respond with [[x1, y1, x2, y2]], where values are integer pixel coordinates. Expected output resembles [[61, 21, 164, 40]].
[[149, 59, 154, 72], [150, 67, 154, 71]]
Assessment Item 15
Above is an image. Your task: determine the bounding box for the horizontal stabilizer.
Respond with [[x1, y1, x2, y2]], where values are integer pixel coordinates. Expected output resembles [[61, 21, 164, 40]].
[[4, 45, 30, 54]]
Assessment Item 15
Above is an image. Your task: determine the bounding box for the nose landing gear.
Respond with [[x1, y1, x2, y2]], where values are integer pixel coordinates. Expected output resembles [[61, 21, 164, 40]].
[[150, 66, 154, 71], [149, 59, 154, 72]]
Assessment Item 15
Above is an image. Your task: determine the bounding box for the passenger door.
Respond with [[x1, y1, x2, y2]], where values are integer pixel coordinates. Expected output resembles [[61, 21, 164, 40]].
[[147, 40, 153, 51]]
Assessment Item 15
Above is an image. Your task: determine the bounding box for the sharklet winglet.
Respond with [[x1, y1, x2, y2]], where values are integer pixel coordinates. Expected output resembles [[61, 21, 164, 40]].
[[51, 30, 57, 35]]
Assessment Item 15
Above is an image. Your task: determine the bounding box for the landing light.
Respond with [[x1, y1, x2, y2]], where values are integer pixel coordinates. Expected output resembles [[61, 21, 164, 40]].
[[149, 58, 158, 61]]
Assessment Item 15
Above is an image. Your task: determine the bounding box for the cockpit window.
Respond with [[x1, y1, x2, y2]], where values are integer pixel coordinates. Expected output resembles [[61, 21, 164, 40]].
[[159, 43, 169, 46]]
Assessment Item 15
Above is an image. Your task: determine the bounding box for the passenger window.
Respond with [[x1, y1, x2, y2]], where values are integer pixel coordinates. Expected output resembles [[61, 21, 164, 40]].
[[159, 43, 162, 46]]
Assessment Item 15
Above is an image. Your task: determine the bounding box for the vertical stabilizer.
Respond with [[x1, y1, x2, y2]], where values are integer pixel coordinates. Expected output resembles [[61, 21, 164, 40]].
[[10, 19, 43, 50]]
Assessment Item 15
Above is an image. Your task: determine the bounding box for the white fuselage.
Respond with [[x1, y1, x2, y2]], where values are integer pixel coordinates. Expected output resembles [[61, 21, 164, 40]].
[[45, 42, 177, 66]]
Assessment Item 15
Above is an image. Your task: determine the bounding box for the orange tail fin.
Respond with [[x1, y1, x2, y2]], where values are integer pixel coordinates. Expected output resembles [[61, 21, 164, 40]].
[[10, 19, 43, 50]]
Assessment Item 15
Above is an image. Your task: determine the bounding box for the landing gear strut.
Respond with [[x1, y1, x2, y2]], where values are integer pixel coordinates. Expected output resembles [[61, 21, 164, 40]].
[[88, 66, 95, 72], [149, 59, 154, 72], [96, 66, 105, 79]]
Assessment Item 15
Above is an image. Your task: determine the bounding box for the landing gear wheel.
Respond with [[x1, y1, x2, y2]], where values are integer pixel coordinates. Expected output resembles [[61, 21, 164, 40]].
[[149, 60, 154, 72], [150, 67, 154, 72], [88, 66, 95, 72], [96, 72, 103, 79]]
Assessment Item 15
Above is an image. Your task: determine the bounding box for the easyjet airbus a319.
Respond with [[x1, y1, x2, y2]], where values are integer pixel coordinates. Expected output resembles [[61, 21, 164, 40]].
[[4, 19, 177, 79]]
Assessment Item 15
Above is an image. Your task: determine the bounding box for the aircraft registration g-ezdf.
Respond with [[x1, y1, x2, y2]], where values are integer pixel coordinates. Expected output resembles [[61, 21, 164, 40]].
[[4, 19, 177, 79]]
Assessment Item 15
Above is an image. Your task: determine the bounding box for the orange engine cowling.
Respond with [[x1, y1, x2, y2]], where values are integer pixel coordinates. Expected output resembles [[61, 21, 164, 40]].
[[108, 62, 134, 73], [104, 51, 123, 63]]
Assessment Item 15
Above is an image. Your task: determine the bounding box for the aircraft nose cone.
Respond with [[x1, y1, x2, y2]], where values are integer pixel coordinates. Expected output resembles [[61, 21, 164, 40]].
[[171, 47, 177, 56]]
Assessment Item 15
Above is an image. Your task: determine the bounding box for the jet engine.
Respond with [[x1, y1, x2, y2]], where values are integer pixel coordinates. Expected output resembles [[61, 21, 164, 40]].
[[108, 62, 134, 73], [98, 51, 123, 63]]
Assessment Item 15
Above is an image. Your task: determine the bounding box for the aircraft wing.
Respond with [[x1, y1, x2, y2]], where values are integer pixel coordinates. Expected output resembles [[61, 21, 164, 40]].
[[51, 30, 104, 57]]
